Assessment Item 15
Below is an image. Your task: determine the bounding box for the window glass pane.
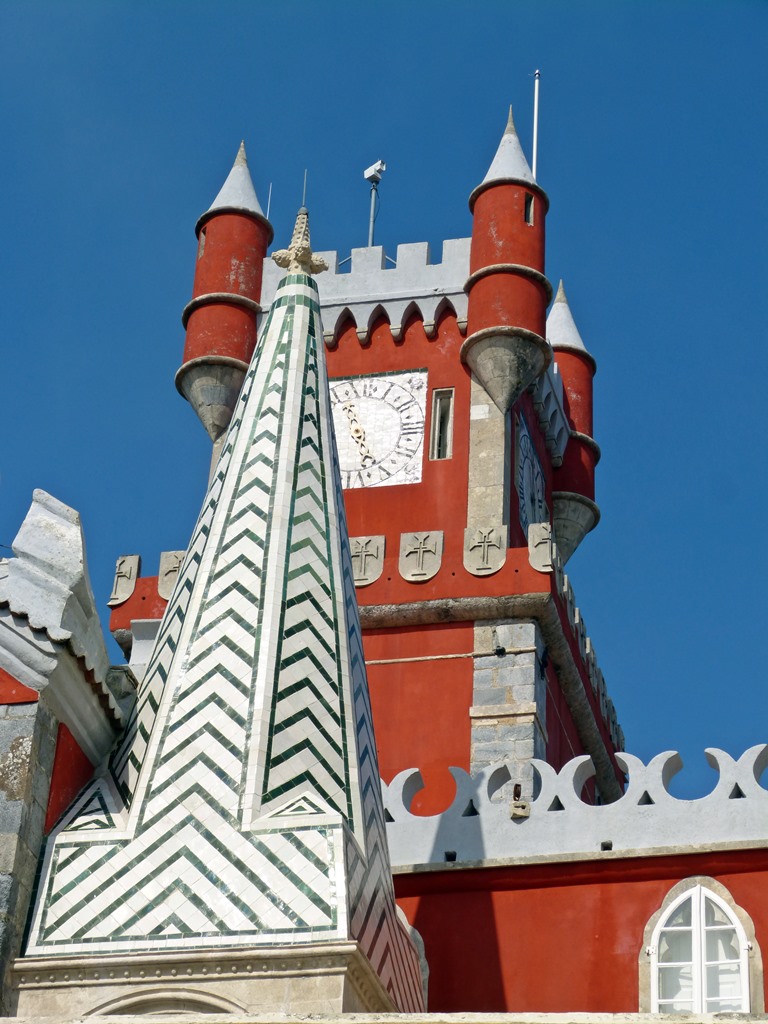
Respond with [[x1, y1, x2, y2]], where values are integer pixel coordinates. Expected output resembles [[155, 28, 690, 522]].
[[659, 930, 692, 963], [706, 963, 742, 1001], [659, 964, 693, 1001], [667, 897, 692, 927], [653, 887, 751, 1013], [524, 194, 534, 225], [706, 928, 740, 962], [658, 1000, 694, 1013], [707, 999, 744, 1012], [705, 897, 731, 927], [429, 390, 453, 460]]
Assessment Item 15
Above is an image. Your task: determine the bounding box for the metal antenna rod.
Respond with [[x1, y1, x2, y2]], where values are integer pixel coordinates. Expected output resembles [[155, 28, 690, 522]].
[[367, 184, 378, 247], [532, 69, 541, 180], [302, 169, 308, 207], [266, 182, 273, 220]]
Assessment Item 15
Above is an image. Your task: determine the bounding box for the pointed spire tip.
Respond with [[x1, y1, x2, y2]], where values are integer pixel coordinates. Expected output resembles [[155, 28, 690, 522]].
[[471, 102, 535, 200], [200, 139, 269, 228], [547, 280, 593, 360]]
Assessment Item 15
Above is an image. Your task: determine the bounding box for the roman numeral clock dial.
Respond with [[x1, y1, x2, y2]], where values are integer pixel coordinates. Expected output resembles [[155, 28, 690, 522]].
[[516, 413, 548, 536], [329, 371, 427, 488]]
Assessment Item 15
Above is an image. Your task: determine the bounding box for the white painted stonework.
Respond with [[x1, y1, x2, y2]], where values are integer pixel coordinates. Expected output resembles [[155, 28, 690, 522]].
[[106, 554, 140, 606], [0, 490, 112, 694], [261, 239, 471, 347], [383, 746, 768, 867], [349, 537, 385, 586], [0, 490, 121, 765]]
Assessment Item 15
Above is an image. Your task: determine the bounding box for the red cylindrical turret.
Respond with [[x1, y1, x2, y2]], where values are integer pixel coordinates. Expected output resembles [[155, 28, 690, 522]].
[[548, 281, 600, 560], [555, 349, 598, 500], [183, 212, 271, 367], [462, 107, 552, 413], [176, 142, 273, 453]]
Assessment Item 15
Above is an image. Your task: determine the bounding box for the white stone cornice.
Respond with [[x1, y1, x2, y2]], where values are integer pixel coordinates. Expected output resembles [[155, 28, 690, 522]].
[[0, 490, 111, 689]]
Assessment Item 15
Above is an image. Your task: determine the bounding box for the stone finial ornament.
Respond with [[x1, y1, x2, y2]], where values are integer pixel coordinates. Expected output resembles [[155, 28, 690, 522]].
[[272, 206, 328, 274]]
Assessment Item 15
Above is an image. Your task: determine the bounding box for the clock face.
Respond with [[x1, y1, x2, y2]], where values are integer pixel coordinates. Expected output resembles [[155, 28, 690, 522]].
[[329, 371, 427, 488], [517, 414, 548, 536]]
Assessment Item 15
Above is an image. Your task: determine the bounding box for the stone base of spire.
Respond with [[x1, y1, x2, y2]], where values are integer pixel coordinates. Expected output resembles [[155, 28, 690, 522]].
[[12, 943, 399, 1016]]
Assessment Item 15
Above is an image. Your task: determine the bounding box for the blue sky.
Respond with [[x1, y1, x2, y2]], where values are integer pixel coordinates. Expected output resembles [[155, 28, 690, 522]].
[[1, 1, 766, 796]]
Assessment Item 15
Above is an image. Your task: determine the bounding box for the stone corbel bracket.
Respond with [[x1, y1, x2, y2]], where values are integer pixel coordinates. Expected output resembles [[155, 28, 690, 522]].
[[382, 745, 768, 868], [528, 523, 624, 752]]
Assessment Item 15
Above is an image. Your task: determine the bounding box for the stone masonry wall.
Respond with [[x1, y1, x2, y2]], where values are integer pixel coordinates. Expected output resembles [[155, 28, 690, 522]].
[[470, 619, 547, 800], [0, 699, 57, 1014]]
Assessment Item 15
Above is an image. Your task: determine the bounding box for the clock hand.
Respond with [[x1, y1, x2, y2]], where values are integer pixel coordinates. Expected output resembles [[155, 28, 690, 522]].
[[342, 402, 375, 467]]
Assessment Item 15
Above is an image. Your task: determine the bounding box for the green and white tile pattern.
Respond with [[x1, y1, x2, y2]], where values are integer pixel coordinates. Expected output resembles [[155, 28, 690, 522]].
[[23, 270, 422, 1011]]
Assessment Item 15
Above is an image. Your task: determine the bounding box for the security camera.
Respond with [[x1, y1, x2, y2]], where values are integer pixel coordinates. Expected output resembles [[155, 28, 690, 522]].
[[363, 160, 386, 184]]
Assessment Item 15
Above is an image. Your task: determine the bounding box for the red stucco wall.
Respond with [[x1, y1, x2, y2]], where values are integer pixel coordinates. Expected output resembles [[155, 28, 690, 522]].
[[396, 850, 768, 1012], [45, 723, 95, 834], [365, 622, 474, 815]]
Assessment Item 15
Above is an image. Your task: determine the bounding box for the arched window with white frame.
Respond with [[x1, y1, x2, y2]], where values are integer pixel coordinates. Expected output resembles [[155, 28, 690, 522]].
[[642, 878, 763, 1014]]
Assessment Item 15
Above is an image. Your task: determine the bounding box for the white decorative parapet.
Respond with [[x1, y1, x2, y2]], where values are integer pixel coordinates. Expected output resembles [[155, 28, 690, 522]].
[[0, 490, 111, 692], [383, 746, 768, 867], [261, 239, 471, 345], [0, 491, 123, 757]]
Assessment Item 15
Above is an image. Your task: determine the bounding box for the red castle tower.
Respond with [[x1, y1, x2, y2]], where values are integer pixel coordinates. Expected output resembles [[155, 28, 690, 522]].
[[1, 105, 767, 1020], [112, 112, 623, 815]]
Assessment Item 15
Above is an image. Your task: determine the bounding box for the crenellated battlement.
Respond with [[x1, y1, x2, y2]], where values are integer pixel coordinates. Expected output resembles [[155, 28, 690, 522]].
[[260, 238, 471, 345], [383, 745, 768, 868]]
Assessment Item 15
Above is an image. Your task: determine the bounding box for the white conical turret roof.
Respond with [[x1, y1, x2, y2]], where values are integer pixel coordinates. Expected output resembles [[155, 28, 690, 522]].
[[196, 141, 271, 237], [469, 105, 547, 211], [547, 280, 593, 360], [209, 140, 264, 215], [482, 105, 535, 186]]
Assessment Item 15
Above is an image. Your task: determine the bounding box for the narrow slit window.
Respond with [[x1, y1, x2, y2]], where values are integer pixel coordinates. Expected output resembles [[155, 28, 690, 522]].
[[524, 193, 535, 226], [198, 227, 207, 259], [430, 389, 454, 460]]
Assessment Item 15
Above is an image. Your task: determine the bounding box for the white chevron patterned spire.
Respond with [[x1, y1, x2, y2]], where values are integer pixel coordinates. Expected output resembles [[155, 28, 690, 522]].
[[22, 215, 424, 1013]]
